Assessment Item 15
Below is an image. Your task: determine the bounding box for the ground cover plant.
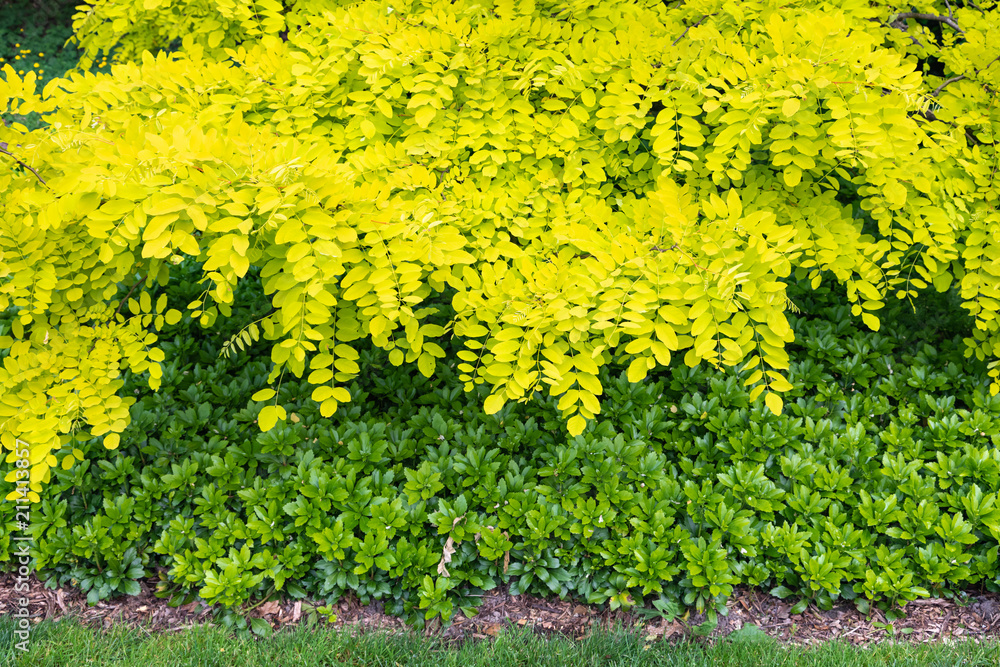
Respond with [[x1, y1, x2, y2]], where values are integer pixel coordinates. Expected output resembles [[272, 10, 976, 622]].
[[3, 261, 999, 634], [2, 0, 1000, 500]]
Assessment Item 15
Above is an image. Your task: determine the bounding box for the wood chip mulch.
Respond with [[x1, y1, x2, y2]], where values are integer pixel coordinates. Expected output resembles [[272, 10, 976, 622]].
[[3, 572, 1000, 647]]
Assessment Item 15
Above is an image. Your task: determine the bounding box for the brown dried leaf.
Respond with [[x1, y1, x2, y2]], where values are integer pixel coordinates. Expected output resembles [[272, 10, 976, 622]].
[[259, 601, 281, 616], [437, 536, 456, 577]]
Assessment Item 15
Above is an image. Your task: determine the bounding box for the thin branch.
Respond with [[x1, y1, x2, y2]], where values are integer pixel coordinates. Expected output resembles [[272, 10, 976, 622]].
[[932, 55, 1000, 97], [0, 142, 48, 187], [672, 14, 713, 46], [114, 274, 149, 317], [895, 12, 964, 33], [932, 75, 965, 96], [877, 15, 926, 48], [918, 107, 980, 146]]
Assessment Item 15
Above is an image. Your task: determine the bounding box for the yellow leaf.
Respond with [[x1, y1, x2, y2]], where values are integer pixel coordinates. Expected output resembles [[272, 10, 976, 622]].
[[784, 165, 802, 187], [861, 312, 880, 331], [557, 390, 580, 411], [567, 414, 587, 436], [768, 373, 794, 392], [61, 454, 74, 470], [103, 433, 120, 449], [252, 388, 276, 402], [320, 398, 339, 417], [258, 405, 279, 431], [418, 352, 436, 377], [484, 393, 506, 415], [415, 106, 436, 128], [764, 392, 783, 416], [781, 98, 800, 117], [164, 309, 182, 325], [147, 197, 186, 216], [187, 206, 207, 230], [580, 392, 601, 414], [726, 189, 742, 220], [308, 368, 334, 385], [933, 272, 953, 293], [767, 311, 790, 338], [654, 322, 678, 349], [375, 97, 393, 118], [360, 118, 376, 139], [627, 357, 648, 383]]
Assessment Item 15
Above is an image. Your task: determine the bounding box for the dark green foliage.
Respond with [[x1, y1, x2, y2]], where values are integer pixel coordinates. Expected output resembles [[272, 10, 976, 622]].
[[2, 264, 999, 630]]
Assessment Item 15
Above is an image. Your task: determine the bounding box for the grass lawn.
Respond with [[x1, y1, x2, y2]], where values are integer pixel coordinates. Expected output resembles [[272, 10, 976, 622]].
[[3, 615, 1000, 666]]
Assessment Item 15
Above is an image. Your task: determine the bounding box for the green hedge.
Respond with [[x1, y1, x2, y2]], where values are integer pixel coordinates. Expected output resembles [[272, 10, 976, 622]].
[[2, 261, 998, 631]]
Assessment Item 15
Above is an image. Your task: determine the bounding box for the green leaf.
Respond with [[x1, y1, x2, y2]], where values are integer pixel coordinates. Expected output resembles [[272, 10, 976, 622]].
[[249, 617, 272, 637], [120, 580, 141, 596], [727, 623, 771, 644], [770, 586, 794, 599]]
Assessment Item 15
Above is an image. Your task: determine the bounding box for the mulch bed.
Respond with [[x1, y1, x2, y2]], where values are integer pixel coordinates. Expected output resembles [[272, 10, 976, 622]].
[[3, 572, 1000, 646]]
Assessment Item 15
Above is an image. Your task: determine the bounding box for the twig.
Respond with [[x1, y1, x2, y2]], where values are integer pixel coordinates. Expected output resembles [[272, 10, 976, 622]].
[[931, 55, 1000, 97], [895, 12, 964, 34], [938, 610, 953, 639], [243, 590, 275, 614], [672, 14, 713, 46], [0, 141, 48, 186], [876, 16, 925, 48], [165, 623, 213, 632], [114, 274, 149, 317], [932, 75, 965, 96]]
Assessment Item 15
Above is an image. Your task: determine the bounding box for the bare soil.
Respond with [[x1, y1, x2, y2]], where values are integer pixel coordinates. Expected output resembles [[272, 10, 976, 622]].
[[4, 573, 1000, 646]]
